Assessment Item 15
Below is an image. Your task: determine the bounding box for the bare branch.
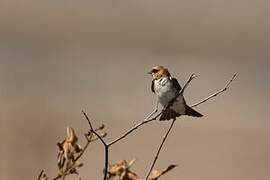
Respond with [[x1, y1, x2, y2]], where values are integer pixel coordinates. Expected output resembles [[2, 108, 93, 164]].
[[39, 72, 236, 180], [191, 73, 237, 108], [108, 73, 197, 147], [179, 73, 197, 95], [143, 74, 197, 180], [108, 73, 235, 149], [38, 170, 44, 180], [82, 110, 108, 147], [81, 110, 109, 180], [73, 134, 92, 162], [145, 119, 176, 180], [144, 73, 236, 179], [108, 112, 162, 147]]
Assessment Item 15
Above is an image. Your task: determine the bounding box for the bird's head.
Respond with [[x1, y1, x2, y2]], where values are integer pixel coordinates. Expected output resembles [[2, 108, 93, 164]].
[[148, 65, 171, 80]]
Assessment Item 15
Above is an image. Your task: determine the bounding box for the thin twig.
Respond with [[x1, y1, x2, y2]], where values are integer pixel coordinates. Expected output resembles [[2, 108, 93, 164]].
[[82, 110, 108, 147], [144, 73, 236, 179], [78, 73, 236, 180], [191, 73, 237, 108], [81, 110, 109, 180], [74, 134, 92, 162], [145, 119, 176, 180], [109, 73, 236, 149], [107, 74, 197, 148], [74, 128, 106, 162], [38, 170, 44, 180], [39, 72, 236, 180], [108, 111, 163, 147], [144, 73, 197, 180]]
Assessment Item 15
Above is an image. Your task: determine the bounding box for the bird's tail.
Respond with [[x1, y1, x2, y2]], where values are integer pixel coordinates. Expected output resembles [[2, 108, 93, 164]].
[[159, 108, 181, 121], [185, 106, 203, 117]]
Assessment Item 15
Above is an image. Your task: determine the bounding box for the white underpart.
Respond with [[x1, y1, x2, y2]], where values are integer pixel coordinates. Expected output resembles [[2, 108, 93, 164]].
[[154, 77, 186, 115]]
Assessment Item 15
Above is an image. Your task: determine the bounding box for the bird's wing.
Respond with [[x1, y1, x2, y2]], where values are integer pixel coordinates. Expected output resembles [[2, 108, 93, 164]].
[[151, 79, 155, 93], [171, 77, 182, 92], [171, 77, 187, 106]]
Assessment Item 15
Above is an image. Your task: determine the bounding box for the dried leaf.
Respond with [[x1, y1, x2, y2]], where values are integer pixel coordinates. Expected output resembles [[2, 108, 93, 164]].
[[149, 164, 178, 180], [66, 126, 78, 144], [108, 159, 141, 180], [128, 158, 136, 168], [57, 127, 83, 172], [100, 132, 107, 138], [38, 170, 48, 180], [96, 124, 105, 131]]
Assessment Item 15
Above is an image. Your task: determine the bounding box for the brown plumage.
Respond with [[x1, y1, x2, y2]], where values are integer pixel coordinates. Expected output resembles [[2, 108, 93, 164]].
[[148, 66, 171, 80]]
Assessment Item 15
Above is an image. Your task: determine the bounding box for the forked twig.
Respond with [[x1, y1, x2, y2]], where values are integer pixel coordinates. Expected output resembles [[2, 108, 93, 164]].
[[144, 73, 237, 179], [109, 73, 236, 149], [81, 110, 109, 180], [39, 73, 236, 180], [74, 134, 92, 162], [38, 170, 44, 180], [108, 74, 198, 147], [144, 73, 197, 180], [191, 73, 237, 108]]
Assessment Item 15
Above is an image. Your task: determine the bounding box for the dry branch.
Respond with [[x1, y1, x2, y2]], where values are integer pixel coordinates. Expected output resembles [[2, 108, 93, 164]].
[[144, 119, 176, 180], [107, 159, 177, 180], [108, 112, 162, 147], [38, 170, 48, 180], [144, 73, 237, 179], [144, 73, 198, 180], [38, 73, 236, 180], [81, 110, 109, 180], [191, 73, 237, 108]]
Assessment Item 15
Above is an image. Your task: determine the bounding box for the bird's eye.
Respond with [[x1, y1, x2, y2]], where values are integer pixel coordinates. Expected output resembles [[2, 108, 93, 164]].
[[152, 69, 158, 73]]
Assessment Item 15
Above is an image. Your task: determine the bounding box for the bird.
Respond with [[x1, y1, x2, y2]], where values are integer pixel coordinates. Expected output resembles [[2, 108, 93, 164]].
[[148, 65, 203, 121]]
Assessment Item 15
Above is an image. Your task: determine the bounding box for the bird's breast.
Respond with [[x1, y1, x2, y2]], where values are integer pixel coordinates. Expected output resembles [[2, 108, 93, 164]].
[[153, 77, 186, 115], [154, 78, 178, 106]]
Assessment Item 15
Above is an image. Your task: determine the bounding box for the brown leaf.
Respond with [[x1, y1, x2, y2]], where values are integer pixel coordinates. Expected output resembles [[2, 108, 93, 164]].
[[66, 126, 78, 144], [57, 127, 83, 170], [108, 159, 141, 180], [149, 164, 178, 180], [38, 170, 48, 180]]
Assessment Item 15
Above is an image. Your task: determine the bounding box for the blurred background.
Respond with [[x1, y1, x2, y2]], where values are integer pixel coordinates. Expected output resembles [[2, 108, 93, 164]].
[[1, 0, 270, 179]]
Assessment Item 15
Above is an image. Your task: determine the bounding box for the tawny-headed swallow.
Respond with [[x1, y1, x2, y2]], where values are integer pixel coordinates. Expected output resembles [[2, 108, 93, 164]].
[[148, 65, 203, 121]]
